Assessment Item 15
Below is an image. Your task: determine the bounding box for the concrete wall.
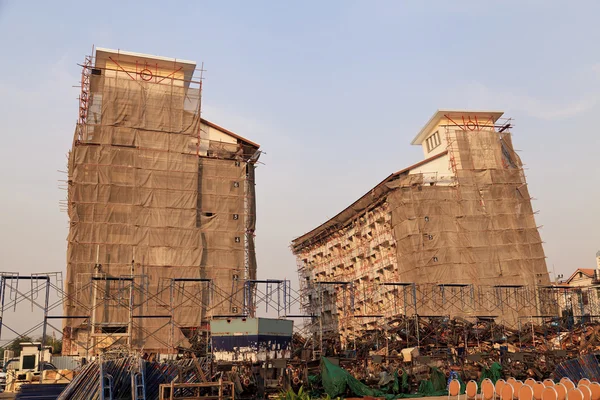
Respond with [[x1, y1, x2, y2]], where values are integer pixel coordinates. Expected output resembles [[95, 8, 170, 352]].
[[98, 51, 189, 88], [408, 153, 453, 185], [420, 121, 448, 158], [568, 272, 594, 287]]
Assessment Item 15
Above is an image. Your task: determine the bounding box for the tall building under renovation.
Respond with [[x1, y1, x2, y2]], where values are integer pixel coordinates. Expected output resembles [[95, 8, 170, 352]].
[[292, 110, 550, 342], [63, 48, 260, 356]]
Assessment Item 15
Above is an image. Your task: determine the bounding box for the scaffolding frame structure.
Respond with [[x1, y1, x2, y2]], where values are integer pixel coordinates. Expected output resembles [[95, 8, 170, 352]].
[[1, 271, 297, 359], [293, 279, 600, 358], [0, 273, 65, 357], [296, 281, 552, 353], [64, 48, 262, 355], [292, 111, 552, 349]]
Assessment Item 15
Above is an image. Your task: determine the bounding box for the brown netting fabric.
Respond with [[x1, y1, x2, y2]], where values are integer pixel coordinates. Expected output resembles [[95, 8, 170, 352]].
[[64, 71, 256, 355], [386, 130, 547, 287], [292, 126, 550, 335]]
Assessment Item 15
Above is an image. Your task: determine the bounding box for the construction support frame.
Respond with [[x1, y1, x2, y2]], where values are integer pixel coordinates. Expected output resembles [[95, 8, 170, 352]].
[[296, 280, 600, 358], [0, 273, 66, 369], [0, 272, 297, 358]]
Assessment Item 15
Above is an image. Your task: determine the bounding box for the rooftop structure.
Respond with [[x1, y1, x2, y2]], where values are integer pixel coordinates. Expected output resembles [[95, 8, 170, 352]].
[[63, 48, 260, 356], [291, 110, 550, 346]]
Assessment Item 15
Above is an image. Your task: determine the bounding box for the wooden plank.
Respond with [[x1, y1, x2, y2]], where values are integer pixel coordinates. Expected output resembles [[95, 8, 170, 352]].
[[192, 354, 208, 383]]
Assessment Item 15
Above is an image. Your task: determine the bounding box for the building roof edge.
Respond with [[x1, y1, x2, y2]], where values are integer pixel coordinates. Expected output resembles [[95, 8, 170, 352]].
[[291, 150, 448, 252]]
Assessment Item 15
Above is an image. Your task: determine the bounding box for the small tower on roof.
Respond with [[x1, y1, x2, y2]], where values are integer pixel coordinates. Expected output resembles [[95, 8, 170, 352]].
[[411, 109, 504, 158]]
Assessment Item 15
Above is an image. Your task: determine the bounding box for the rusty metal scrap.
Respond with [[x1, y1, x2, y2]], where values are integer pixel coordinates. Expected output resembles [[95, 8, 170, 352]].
[[294, 317, 600, 390]]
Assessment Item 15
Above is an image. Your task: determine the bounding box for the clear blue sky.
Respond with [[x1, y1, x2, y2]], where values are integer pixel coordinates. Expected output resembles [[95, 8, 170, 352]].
[[0, 1, 599, 334]]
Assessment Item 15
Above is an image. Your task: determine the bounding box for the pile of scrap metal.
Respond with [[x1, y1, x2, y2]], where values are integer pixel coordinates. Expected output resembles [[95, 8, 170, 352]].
[[554, 353, 600, 382], [15, 383, 69, 400], [210, 357, 311, 399], [46, 318, 600, 400], [291, 317, 600, 393]]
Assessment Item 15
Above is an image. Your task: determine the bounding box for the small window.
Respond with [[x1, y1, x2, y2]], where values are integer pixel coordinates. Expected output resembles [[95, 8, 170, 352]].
[[101, 326, 127, 334], [22, 355, 36, 370], [233, 214, 239, 220], [232, 274, 239, 281], [425, 131, 441, 152], [235, 237, 241, 243], [235, 161, 241, 167], [233, 182, 240, 188], [231, 306, 238, 313]]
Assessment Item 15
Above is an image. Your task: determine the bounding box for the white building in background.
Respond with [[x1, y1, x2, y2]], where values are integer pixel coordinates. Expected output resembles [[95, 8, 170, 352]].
[[550, 251, 600, 322]]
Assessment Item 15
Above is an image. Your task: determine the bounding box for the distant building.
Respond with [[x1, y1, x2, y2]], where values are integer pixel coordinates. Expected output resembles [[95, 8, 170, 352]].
[[292, 110, 550, 341], [564, 269, 597, 287], [548, 251, 600, 323]]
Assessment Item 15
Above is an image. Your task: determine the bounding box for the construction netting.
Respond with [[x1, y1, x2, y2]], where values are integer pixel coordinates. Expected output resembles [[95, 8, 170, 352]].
[[293, 122, 550, 336], [64, 61, 258, 355], [384, 129, 548, 325]]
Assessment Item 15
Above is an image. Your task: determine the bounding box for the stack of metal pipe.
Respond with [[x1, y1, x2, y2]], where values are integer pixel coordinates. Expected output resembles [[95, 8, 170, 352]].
[[57, 355, 203, 400]]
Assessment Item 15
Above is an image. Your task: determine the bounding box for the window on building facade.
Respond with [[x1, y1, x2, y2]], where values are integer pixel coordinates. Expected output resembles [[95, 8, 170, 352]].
[[426, 131, 441, 152], [582, 291, 589, 305]]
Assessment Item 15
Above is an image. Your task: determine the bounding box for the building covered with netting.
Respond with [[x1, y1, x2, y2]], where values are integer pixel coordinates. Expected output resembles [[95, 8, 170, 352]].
[[291, 110, 550, 345], [63, 48, 260, 356]]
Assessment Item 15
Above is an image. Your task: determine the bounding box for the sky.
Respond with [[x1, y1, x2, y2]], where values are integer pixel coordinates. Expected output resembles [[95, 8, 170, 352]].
[[0, 1, 599, 338]]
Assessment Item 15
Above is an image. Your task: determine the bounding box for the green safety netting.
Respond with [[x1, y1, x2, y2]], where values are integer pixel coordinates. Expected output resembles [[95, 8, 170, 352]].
[[320, 357, 449, 399]]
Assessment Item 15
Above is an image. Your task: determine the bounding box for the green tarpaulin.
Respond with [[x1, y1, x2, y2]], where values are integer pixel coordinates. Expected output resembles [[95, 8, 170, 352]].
[[320, 358, 448, 399], [480, 363, 503, 385]]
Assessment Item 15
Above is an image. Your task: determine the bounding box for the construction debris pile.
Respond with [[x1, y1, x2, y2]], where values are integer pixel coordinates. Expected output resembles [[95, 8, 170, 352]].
[[293, 318, 600, 397]]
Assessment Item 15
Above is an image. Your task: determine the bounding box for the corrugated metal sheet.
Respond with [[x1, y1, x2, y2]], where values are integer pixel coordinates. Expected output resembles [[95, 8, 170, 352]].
[[210, 318, 293, 336], [258, 318, 293, 335], [211, 318, 258, 335]]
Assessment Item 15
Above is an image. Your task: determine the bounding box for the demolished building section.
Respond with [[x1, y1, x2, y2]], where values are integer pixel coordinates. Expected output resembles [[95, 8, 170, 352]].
[[63, 48, 260, 356], [292, 110, 550, 342]]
